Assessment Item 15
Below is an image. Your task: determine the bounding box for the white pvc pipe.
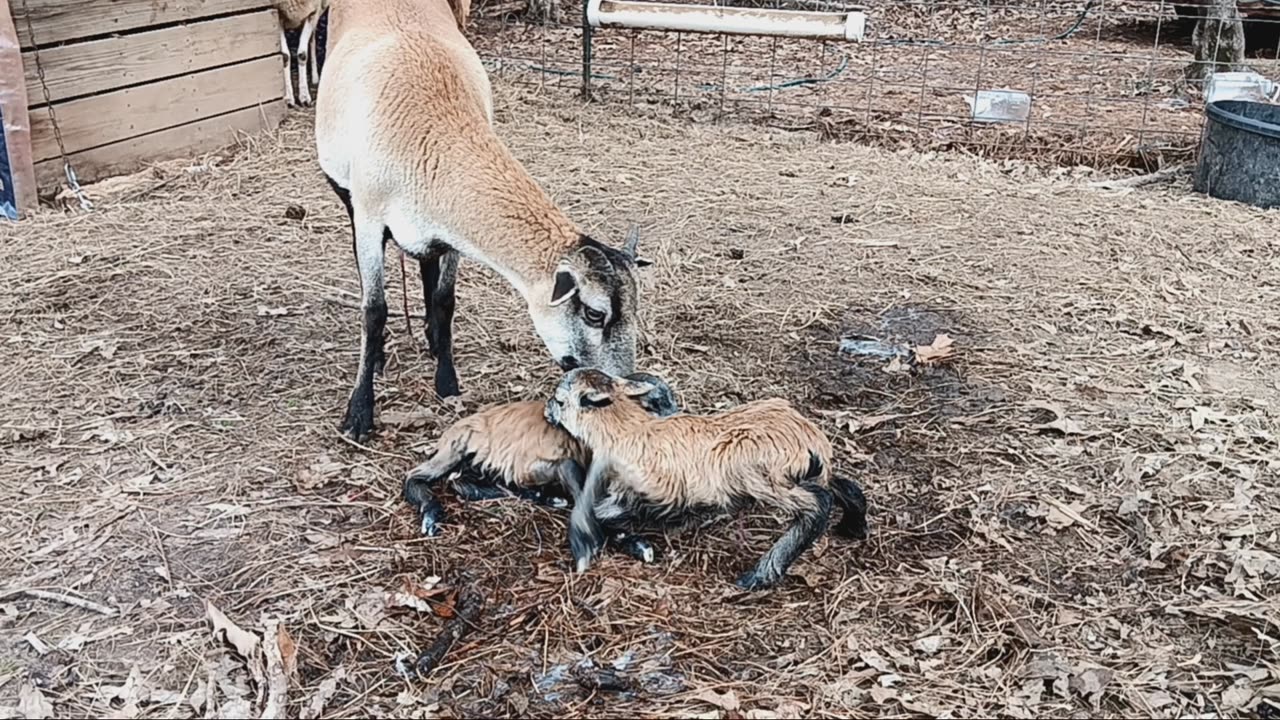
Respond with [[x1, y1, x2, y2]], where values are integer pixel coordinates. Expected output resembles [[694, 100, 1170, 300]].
[[586, 0, 866, 41]]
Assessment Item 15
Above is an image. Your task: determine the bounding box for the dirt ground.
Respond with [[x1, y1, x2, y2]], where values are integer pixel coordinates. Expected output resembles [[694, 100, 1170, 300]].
[[2, 82, 1279, 719]]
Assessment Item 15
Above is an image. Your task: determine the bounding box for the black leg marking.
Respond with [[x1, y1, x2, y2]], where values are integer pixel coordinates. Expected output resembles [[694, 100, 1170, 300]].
[[428, 251, 460, 398], [735, 483, 832, 591], [404, 473, 447, 537], [831, 475, 870, 540], [420, 256, 438, 354], [335, 183, 388, 442]]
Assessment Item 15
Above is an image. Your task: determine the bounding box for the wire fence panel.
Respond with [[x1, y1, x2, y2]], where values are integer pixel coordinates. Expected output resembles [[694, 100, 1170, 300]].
[[468, 0, 1280, 168]]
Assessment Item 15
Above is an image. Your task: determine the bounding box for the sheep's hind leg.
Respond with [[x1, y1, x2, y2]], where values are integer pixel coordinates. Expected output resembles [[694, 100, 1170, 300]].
[[735, 483, 832, 591], [421, 250, 460, 398]]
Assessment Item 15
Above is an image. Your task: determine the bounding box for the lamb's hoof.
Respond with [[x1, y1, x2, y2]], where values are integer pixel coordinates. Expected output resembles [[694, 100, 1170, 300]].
[[733, 571, 777, 591], [549, 497, 570, 509], [616, 534, 657, 564], [420, 514, 441, 537], [574, 556, 592, 574]]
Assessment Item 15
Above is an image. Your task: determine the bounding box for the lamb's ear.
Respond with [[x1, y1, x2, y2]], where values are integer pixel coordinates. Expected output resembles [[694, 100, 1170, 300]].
[[620, 380, 656, 398], [550, 269, 578, 306], [580, 391, 613, 408]]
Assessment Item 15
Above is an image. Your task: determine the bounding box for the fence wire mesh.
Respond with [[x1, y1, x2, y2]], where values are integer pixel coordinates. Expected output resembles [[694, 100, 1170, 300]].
[[466, 0, 1280, 168]]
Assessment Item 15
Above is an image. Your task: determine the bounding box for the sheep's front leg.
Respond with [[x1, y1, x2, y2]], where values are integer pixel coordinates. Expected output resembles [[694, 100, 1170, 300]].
[[295, 16, 316, 106], [339, 211, 388, 442], [279, 28, 296, 107], [735, 483, 832, 591]]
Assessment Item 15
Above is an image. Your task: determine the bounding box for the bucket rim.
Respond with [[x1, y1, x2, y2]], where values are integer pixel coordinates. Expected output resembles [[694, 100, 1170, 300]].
[[1206, 99, 1280, 141]]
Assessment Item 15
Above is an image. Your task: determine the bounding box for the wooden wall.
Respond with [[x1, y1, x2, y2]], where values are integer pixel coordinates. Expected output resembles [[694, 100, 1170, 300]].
[[11, 0, 286, 193]]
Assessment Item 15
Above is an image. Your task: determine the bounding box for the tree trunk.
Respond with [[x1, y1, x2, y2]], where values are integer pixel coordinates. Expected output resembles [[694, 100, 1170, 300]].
[[1189, 0, 1246, 82]]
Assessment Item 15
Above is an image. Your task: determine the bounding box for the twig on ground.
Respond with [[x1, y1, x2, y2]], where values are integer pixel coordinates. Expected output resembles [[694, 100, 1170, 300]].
[[1089, 164, 1188, 190], [413, 588, 485, 677], [2, 589, 119, 616]]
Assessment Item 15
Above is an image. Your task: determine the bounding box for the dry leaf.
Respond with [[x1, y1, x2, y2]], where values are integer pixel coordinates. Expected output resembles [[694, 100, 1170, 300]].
[[1069, 667, 1113, 707], [860, 650, 891, 672], [1220, 682, 1254, 709], [869, 686, 897, 704], [277, 623, 298, 680], [205, 602, 259, 661], [692, 689, 740, 711], [106, 666, 143, 720], [19, 684, 54, 720], [434, 590, 458, 619], [914, 334, 956, 365], [913, 635, 944, 655], [301, 668, 346, 720]]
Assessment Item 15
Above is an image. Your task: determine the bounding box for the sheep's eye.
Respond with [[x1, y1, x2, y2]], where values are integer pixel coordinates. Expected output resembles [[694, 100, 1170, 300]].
[[582, 307, 606, 328], [580, 395, 613, 409]]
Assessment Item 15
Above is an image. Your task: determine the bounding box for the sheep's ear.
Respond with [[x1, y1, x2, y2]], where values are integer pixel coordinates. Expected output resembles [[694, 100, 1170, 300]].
[[550, 270, 578, 306], [621, 380, 656, 398], [580, 391, 613, 409], [622, 225, 641, 258]]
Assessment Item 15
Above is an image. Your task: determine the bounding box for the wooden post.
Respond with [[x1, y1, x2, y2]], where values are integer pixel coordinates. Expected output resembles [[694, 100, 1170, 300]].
[[0, 0, 38, 218], [1189, 0, 1246, 82]]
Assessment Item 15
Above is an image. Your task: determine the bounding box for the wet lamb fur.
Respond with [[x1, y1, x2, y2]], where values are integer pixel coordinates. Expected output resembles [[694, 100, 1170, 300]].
[[403, 372, 680, 562], [546, 369, 869, 590]]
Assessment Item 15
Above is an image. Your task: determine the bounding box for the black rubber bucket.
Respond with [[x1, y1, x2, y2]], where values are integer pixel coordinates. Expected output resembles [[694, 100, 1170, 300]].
[[1194, 100, 1280, 209]]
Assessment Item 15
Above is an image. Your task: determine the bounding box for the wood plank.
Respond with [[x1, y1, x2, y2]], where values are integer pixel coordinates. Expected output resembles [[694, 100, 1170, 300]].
[[30, 55, 283, 163], [0, 0, 38, 215], [14, 0, 274, 49], [34, 100, 285, 189], [22, 10, 279, 106]]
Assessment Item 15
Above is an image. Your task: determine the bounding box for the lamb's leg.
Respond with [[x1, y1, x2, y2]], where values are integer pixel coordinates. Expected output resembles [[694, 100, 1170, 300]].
[[422, 251, 460, 398], [339, 209, 388, 442], [404, 446, 465, 537], [295, 16, 316, 106], [279, 29, 296, 107], [565, 458, 607, 572], [560, 461, 655, 564], [734, 483, 832, 591], [451, 464, 569, 508]]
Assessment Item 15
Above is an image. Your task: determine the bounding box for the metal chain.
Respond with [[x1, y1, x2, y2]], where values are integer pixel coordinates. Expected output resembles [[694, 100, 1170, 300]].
[[18, 0, 92, 210]]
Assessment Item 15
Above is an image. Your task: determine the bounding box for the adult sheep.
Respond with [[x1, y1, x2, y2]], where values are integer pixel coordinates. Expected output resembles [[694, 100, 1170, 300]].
[[316, 0, 650, 441]]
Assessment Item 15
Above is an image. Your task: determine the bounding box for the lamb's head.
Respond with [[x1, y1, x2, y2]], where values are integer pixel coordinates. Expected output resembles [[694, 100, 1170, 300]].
[[529, 227, 650, 378], [544, 368, 657, 438]]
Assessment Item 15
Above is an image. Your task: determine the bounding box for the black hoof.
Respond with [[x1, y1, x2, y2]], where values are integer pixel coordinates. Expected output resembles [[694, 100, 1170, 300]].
[[404, 475, 445, 536], [434, 369, 460, 399], [416, 496, 445, 537], [569, 525, 603, 574], [340, 402, 374, 442], [613, 533, 657, 564]]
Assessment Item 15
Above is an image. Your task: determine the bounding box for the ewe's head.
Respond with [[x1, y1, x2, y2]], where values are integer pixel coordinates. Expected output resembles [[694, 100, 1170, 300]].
[[544, 368, 659, 437], [529, 227, 650, 378]]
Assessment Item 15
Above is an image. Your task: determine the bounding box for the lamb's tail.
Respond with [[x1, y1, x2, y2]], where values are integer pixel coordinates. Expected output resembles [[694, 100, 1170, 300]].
[[830, 474, 869, 540]]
